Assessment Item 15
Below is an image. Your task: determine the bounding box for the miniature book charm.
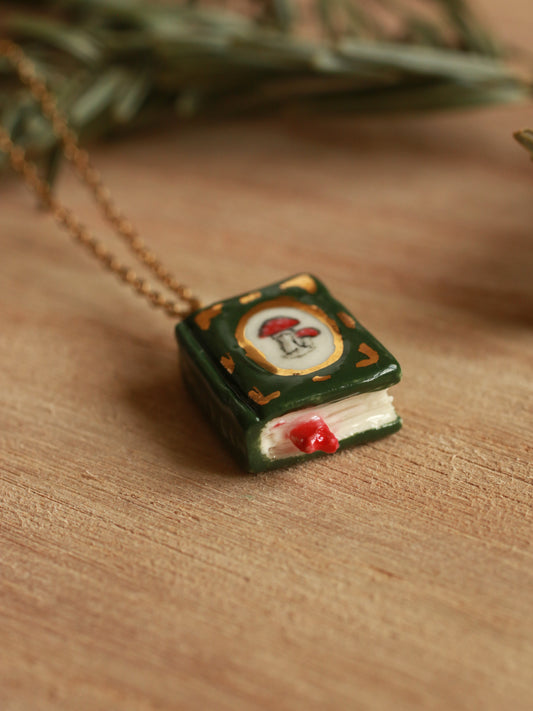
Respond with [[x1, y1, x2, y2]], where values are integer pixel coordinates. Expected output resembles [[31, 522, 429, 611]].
[[176, 274, 402, 472]]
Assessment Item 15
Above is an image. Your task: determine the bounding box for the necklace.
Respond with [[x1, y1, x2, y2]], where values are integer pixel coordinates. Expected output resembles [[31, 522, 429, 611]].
[[0, 40, 402, 473]]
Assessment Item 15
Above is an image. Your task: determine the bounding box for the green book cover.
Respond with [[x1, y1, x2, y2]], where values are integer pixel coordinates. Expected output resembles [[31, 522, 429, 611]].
[[176, 273, 401, 472]]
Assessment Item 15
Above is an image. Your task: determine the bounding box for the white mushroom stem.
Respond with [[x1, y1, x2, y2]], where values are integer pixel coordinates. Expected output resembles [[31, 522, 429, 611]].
[[273, 330, 301, 355], [296, 336, 312, 348]]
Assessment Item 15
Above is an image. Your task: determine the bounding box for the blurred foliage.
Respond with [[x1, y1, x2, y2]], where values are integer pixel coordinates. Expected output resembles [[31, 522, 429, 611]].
[[514, 129, 533, 159], [0, 0, 530, 173]]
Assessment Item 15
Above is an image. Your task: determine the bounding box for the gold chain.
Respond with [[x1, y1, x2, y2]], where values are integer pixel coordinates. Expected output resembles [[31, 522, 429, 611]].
[[0, 39, 201, 319]]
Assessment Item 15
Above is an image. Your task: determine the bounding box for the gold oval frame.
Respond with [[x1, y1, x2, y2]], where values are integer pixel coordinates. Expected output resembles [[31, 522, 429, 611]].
[[235, 297, 343, 376]]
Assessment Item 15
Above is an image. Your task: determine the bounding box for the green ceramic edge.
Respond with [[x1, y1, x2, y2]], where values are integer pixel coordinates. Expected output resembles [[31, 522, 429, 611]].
[[177, 322, 253, 464]]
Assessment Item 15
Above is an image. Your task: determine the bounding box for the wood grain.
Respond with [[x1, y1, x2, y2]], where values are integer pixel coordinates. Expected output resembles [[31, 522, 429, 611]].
[[1, 2, 532, 708]]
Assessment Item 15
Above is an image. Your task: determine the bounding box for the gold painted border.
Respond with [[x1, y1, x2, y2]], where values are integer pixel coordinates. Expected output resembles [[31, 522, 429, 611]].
[[235, 296, 343, 376]]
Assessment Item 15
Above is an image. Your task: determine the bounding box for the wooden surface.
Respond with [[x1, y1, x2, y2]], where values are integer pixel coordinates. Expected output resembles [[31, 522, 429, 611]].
[[1, 3, 532, 709]]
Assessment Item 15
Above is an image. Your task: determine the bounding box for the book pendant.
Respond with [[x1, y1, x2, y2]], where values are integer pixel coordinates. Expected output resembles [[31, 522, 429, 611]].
[[176, 274, 402, 472]]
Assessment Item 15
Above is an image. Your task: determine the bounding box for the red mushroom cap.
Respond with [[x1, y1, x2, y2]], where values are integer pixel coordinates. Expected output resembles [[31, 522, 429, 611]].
[[295, 327, 320, 338], [259, 316, 299, 338]]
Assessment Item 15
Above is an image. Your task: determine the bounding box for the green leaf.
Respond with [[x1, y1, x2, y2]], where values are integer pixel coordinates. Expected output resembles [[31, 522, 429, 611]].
[[69, 67, 129, 127], [112, 68, 151, 124], [7, 15, 102, 66], [514, 129, 533, 159]]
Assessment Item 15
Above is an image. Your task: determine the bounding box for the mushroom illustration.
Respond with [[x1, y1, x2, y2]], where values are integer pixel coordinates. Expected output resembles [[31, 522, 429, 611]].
[[259, 316, 301, 356], [294, 327, 320, 349], [259, 317, 321, 358]]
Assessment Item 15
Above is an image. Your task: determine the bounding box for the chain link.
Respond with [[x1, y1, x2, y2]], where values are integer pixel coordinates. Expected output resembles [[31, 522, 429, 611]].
[[0, 39, 201, 319]]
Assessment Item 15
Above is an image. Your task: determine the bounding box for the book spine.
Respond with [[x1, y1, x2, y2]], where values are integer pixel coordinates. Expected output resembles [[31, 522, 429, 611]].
[[176, 322, 259, 470]]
